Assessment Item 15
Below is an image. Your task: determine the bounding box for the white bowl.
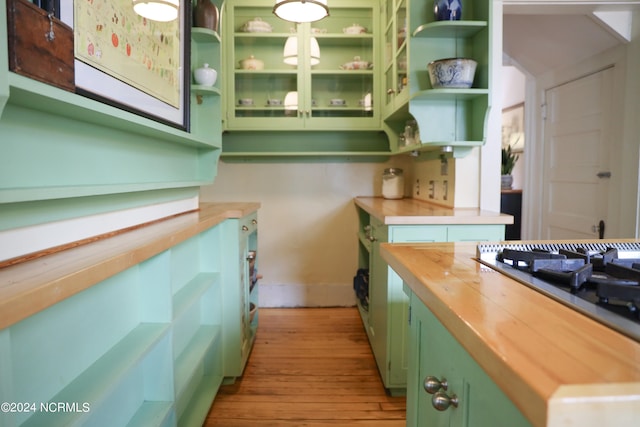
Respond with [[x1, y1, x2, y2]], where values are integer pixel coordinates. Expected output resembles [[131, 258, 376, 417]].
[[427, 58, 477, 89], [343, 23, 366, 34], [243, 17, 272, 33], [193, 64, 217, 87], [239, 55, 264, 70], [340, 56, 372, 70]]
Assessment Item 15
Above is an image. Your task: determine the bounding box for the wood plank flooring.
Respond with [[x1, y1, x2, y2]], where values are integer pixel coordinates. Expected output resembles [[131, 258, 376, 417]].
[[204, 307, 406, 426]]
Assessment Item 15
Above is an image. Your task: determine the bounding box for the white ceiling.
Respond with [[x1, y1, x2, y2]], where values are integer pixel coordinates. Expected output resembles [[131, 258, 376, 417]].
[[502, 3, 639, 75]]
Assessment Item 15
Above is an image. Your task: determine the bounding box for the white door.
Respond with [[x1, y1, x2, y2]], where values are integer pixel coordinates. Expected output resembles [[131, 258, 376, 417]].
[[541, 68, 613, 239]]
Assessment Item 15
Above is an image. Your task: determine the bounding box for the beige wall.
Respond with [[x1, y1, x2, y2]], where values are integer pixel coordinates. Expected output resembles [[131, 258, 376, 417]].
[[201, 151, 482, 307], [200, 158, 412, 306]]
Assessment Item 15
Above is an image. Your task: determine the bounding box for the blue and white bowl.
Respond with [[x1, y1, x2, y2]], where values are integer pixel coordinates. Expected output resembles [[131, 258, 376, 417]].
[[427, 58, 477, 89]]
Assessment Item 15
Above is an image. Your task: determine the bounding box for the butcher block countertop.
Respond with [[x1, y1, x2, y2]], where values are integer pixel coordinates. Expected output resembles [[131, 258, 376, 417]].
[[381, 241, 640, 427], [0, 202, 260, 330], [355, 197, 513, 225]]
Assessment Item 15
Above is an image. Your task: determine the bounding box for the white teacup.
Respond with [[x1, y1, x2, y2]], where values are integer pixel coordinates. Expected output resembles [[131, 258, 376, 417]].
[[267, 99, 282, 106], [238, 98, 254, 106], [330, 98, 346, 106]]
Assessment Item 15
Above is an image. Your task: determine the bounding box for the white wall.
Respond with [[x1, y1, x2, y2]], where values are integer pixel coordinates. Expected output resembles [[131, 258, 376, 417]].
[[200, 158, 413, 307]]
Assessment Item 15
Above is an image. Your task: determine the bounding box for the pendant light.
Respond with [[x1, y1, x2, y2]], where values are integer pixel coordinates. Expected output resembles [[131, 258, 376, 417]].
[[133, 0, 179, 22], [273, 0, 329, 23], [284, 91, 298, 111], [283, 36, 320, 66]]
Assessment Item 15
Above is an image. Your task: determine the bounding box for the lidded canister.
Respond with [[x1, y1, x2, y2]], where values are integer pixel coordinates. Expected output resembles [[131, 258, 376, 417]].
[[382, 168, 405, 200]]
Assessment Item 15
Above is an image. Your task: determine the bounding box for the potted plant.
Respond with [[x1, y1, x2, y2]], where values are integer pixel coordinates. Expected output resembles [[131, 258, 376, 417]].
[[501, 145, 519, 189]]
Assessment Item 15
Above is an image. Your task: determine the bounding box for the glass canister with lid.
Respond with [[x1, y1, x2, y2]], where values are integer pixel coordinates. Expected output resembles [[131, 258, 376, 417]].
[[382, 168, 405, 199]]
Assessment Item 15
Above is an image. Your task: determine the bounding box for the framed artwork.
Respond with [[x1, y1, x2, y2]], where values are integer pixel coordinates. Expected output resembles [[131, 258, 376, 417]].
[[60, 0, 190, 130], [502, 103, 524, 152]]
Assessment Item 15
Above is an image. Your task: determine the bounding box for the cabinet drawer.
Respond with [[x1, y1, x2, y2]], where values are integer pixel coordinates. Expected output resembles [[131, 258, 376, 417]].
[[446, 225, 504, 242], [390, 226, 446, 243]]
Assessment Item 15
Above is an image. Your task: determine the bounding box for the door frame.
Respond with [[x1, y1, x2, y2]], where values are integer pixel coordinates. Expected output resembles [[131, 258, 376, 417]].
[[522, 41, 636, 239], [501, 0, 640, 239]]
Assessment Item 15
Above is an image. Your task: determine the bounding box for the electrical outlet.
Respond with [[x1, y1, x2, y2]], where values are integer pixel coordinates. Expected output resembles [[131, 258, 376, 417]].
[[428, 180, 435, 199], [440, 154, 449, 176]]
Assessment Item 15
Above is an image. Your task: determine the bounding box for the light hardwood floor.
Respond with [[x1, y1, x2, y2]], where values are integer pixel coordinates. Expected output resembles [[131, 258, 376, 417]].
[[204, 307, 407, 426]]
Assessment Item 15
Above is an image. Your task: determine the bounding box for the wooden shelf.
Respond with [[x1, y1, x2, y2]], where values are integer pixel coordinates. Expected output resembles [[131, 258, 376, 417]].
[[411, 88, 489, 101], [125, 401, 174, 427], [172, 273, 219, 320], [6, 74, 219, 150], [174, 325, 221, 398], [192, 85, 222, 97], [22, 323, 170, 427], [412, 20, 488, 38], [192, 27, 221, 43]]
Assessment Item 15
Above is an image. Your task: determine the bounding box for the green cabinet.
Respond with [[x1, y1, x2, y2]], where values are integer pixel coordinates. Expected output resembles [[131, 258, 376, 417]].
[[223, 0, 380, 131], [221, 0, 391, 158], [382, 0, 409, 117], [406, 289, 532, 427], [383, 0, 492, 157], [221, 212, 260, 379], [357, 210, 504, 394], [0, 210, 259, 427]]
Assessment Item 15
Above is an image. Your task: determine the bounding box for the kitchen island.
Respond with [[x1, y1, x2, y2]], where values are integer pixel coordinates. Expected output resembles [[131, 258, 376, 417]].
[[381, 241, 640, 427], [354, 197, 512, 393]]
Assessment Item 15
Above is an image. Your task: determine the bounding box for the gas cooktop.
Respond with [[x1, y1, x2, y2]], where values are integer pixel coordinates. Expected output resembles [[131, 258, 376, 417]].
[[477, 241, 640, 343]]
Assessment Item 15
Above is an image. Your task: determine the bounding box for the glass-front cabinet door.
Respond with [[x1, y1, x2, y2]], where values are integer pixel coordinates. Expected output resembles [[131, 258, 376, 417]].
[[224, 0, 380, 131], [383, 0, 408, 114]]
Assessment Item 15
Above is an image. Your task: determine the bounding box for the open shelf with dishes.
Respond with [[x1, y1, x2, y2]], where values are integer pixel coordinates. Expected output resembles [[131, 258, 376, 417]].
[[383, 0, 491, 157]]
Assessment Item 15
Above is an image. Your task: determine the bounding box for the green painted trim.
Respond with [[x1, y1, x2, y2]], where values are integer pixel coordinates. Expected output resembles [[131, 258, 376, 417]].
[[0, 187, 199, 231]]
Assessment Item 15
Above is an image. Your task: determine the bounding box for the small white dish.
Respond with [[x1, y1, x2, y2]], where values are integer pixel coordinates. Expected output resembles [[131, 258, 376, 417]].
[[343, 23, 366, 34]]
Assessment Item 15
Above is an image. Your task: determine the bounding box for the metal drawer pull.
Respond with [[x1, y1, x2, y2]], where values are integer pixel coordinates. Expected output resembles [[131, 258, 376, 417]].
[[432, 391, 459, 411], [423, 376, 448, 394]]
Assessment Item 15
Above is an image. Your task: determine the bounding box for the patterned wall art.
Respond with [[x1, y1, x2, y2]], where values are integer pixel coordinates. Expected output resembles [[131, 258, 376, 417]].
[[61, 0, 190, 129], [501, 103, 525, 152]]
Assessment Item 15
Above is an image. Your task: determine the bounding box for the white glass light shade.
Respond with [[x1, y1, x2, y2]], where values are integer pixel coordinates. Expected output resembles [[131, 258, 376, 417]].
[[283, 36, 320, 66], [283, 37, 298, 65], [284, 91, 298, 110], [133, 0, 179, 22], [273, 0, 329, 23], [309, 37, 320, 66]]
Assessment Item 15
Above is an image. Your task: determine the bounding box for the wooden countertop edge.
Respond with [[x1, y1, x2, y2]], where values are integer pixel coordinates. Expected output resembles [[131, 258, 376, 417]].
[[354, 197, 513, 225], [380, 242, 640, 427], [0, 202, 260, 330], [548, 383, 640, 425]]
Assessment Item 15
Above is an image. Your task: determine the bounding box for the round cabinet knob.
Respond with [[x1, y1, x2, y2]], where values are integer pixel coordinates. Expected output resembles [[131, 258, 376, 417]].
[[242, 225, 249, 232], [252, 219, 257, 225], [423, 376, 448, 394], [431, 391, 459, 411]]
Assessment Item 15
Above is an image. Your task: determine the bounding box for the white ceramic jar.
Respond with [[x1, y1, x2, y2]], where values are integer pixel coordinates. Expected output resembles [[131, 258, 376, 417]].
[[382, 168, 404, 199], [194, 63, 217, 86]]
